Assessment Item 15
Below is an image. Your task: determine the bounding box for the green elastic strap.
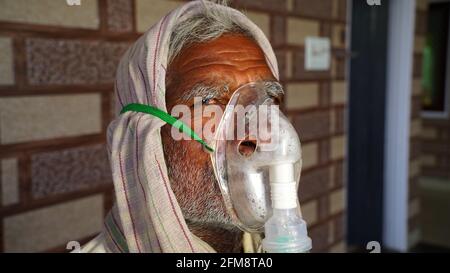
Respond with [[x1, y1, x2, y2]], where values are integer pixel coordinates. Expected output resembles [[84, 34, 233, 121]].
[[121, 103, 214, 152]]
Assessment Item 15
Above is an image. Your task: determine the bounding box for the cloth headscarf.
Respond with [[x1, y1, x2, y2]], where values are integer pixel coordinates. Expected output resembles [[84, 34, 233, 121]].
[[81, 0, 279, 253]]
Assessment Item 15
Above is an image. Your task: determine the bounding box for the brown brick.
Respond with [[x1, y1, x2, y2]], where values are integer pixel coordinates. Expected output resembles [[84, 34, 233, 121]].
[[416, 0, 428, 11], [331, 81, 347, 104], [293, 50, 331, 80], [287, 18, 320, 46], [332, 24, 346, 48], [329, 241, 346, 253], [0, 0, 99, 29], [328, 221, 335, 244], [409, 158, 421, 178], [334, 213, 345, 240], [0, 36, 14, 85], [285, 83, 320, 110], [421, 154, 437, 167], [337, 0, 347, 21], [235, 0, 287, 12], [287, 0, 294, 11], [310, 223, 330, 252], [331, 58, 338, 79], [409, 177, 420, 200], [421, 126, 438, 139], [31, 144, 112, 199], [331, 135, 346, 160], [1, 158, 19, 206], [275, 50, 287, 80], [301, 199, 318, 226], [409, 138, 421, 160], [318, 195, 330, 220], [335, 107, 346, 134], [319, 139, 330, 164], [414, 36, 426, 54], [319, 82, 331, 107], [285, 51, 293, 79], [111, 90, 119, 120], [302, 142, 319, 169], [332, 0, 339, 19], [422, 166, 450, 179], [135, 0, 180, 32], [415, 11, 427, 35], [330, 110, 336, 134], [411, 96, 422, 118], [413, 54, 423, 78], [26, 38, 130, 85], [246, 11, 271, 39], [410, 119, 422, 138], [272, 16, 286, 46], [299, 167, 331, 202], [412, 79, 423, 95], [293, 0, 332, 18], [4, 195, 103, 252], [334, 55, 347, 79], [334, 161, 345, 187], [409, 198, 420, 218], [103, 191, 115, 215], [293, 110, 331, 142], [0, 94, 102, 144], [408, 215, 419, 232], [442, 156, 450, 169], [320, 22, 332, 39], [329, 188, 345, 215], [107, 0, 134, 33], [409, 228, 421, 248]]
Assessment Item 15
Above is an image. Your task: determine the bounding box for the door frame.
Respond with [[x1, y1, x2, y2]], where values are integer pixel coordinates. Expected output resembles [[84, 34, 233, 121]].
[[382, 0, 416, 252]]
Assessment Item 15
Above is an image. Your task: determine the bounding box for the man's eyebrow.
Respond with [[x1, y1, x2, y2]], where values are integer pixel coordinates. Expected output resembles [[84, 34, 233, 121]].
[[263, 81, 284, 98], [177, 81, 284, 105], [178, 84, 227, 104]]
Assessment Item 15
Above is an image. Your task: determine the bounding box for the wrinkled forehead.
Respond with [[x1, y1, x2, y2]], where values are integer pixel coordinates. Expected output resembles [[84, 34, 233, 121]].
[[165, 34, 277, 108]]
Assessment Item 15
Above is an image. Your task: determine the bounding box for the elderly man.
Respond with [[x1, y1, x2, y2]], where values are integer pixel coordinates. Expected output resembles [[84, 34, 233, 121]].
[[80, 0, 291, 253]]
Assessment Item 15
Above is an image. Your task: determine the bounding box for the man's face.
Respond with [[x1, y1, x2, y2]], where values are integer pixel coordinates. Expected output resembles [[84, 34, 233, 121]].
[[161, 34, 278, 229]]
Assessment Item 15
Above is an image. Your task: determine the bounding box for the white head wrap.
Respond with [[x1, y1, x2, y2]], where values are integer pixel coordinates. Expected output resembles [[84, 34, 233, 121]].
[[81, 0, 279, 253]]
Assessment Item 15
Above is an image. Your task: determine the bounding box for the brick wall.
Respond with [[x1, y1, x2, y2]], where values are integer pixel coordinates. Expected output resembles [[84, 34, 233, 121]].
[[0, 0, 135, 252], [0, 0, 349, 252], [419, 0, 450, 184], [421, 119, 450, 180]]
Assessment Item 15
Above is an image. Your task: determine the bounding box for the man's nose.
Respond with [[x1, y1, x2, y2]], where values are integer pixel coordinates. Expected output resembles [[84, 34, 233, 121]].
[[238, 139, 257, 157]]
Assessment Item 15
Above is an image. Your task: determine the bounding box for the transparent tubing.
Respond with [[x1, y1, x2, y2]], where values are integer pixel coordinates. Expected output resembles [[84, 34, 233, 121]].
[[262, 163, 312, 253]]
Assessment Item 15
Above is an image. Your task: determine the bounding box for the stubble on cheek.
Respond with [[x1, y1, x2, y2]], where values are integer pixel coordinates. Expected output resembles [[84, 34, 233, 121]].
[[160, 125, 235, 228]]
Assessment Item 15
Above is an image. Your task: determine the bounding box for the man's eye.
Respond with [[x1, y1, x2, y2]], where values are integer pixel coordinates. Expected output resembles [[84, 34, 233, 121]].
[[202, 98, 216, 105], [269, 95, 281, 105]]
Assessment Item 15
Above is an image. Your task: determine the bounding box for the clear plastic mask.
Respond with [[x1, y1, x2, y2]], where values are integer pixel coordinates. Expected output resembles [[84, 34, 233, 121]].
[[210, 82, 302, 233]]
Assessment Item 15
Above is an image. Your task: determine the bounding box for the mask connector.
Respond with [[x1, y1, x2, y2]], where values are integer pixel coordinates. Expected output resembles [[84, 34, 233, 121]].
[[262, 163, 312, 253]]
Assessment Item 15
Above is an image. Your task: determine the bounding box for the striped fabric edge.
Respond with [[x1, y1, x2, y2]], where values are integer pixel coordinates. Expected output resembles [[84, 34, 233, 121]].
[[104, 212, 130, 253]]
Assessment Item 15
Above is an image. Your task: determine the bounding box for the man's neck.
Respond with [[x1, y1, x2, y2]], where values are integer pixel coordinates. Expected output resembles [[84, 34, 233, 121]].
[[187, 222, 243, 253]]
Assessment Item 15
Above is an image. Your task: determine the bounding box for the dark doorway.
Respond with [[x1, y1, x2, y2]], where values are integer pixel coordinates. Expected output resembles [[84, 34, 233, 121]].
[[422, 2, 450, 112], [347, 0, 389, 248]]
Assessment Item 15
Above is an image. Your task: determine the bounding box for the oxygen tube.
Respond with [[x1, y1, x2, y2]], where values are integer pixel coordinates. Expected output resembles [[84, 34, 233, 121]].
[[262, 162, 312, 253]]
